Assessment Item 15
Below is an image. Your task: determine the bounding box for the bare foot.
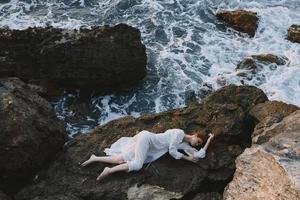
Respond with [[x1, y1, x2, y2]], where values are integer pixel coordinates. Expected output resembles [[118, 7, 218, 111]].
[[96, 167, 111, 181], [81, 154, 96, 167]]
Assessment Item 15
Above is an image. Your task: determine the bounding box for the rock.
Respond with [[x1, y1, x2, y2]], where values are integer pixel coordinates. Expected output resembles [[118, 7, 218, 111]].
[[26, 194, 82, 200], [288, 24, 300, 43], [0, 24, 147, 94], [224, 149, 300, 200], [249, 101, 299, 144], [216, 10, 259, 37], [203, 85, 268, 113], [0, 78, 68, 193], [127, 184, 183, 200], [192, 192, 222, 200], [236, 54, 288, 80], [0, 190, 11, 200], [14, 85, 266, 200], [224, 110, 300, 200]]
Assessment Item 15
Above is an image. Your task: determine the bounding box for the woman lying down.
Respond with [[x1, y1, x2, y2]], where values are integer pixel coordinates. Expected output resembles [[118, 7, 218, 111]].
[[81, 128, 215, 181]]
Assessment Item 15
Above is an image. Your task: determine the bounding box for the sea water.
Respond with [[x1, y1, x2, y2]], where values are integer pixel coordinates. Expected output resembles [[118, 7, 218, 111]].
[[1, 0, 299, 136]]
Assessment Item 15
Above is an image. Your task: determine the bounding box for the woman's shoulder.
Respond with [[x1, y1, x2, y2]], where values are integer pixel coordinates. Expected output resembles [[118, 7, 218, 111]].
[[164, 128, 185, 134], [164, 129, 185, 141]]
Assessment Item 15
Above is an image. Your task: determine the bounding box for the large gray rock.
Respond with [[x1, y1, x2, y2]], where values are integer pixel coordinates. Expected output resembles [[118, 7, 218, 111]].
[[0, 78, 68, 193], [0, 24, 147, 93], [14, 85, 267, 200]]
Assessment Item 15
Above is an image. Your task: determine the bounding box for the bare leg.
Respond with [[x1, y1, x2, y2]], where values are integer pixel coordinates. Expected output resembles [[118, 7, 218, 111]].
[[96, 163, 129, 181], [81, 154, 125, 167], [97, 134, 149, 181]]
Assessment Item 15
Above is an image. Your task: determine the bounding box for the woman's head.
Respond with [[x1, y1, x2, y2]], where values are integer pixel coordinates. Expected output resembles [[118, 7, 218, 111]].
[[189, 131, 207, 147]]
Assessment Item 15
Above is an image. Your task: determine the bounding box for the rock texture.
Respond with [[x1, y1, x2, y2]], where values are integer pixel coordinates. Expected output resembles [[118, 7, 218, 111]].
[[0, 24, 147, 93], [13, 85, 267, 200], [0, 190, 11, 200], [127, 184, 183, 200], [249, 101, 299, 144], [192, 192, 222, 200], [0, 78, 68, 193], [288, 24, 300, 43], [224, 106, 300, 200], [236, 54, 288, 81], [216, 10, 259, 37]]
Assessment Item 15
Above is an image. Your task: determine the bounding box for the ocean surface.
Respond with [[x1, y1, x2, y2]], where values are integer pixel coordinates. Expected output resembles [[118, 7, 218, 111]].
[[1, 0, 300, 136]]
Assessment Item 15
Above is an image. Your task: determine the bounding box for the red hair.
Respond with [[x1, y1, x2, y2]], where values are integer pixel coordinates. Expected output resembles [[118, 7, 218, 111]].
[[190, 131, 208, 143]]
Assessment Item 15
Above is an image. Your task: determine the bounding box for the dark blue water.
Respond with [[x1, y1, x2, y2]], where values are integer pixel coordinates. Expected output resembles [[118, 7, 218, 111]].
[[1, 0, 300, 136]]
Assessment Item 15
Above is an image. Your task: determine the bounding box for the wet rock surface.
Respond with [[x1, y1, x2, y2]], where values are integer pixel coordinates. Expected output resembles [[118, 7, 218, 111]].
[[224, 108, 300, 200], [0, 78, 68, 193], [13, 85, 267, 200], [288, 24, 300, 43], [216, 10, 259, 37], [235, 54, 288, 81], [0, 24, 147, 94]]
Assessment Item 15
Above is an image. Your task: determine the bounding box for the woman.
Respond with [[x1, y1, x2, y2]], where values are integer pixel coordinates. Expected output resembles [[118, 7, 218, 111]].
[[81, 128, 214, 181]]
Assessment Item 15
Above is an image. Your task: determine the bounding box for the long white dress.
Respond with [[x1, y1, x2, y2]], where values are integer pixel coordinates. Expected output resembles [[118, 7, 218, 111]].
[[104, 128, 206, 172]]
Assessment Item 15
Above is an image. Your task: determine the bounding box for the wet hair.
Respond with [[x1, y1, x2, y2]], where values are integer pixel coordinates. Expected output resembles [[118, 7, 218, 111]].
[[190, 131, 208, 143]]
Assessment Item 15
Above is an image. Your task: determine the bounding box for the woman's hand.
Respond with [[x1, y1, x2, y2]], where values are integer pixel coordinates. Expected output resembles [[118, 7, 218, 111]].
[[187, 155, 199, 163], [181, 155, 199, 163], [202, 133, 215, 151]]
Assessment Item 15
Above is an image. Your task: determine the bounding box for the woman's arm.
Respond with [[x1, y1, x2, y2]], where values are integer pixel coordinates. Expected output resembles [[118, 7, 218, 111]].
[[181, 154, 198, 163], [193, 133, 215, 158], [202, 133, 214, 151], [168, 132, 185, 160]]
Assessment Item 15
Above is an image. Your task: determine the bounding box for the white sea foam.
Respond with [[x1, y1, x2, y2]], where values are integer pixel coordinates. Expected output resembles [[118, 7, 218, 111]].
[[1, 0, 299, 136]]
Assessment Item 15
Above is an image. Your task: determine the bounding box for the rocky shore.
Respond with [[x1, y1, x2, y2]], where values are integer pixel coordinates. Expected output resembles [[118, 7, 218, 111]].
[[1, 82, 298, 200], [0, 9, 300, 200], [0, 24, 147, 95], [11, 85, 268, 200]]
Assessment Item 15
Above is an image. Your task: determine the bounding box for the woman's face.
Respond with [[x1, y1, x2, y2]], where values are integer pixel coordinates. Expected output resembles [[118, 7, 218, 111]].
[[190, 135, 203, 147]]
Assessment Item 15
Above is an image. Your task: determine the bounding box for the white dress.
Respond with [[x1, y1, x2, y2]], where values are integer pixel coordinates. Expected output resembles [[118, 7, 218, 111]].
[[104, 128, 206, 172]]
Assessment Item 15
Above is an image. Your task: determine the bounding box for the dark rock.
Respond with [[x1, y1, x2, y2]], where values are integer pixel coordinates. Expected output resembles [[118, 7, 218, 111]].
[[249, 101, 299, 144], [236, 54, 288, 80], [288, 24, 300, 43], [192, 192, 222, 200], [216, 10, 259, 37], [27, 194, 82, 200], [14, 85, 266, 200], [202, 85, 268, 113], [251, 54, 288, 65], [0, 190, 11, 200], [0, 24, 147, 94], [0, 78, 68, 193]]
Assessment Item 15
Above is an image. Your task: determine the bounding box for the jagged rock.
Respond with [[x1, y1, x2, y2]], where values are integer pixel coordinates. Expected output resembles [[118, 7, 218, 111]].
[[216, 10, 259, 37], [236, 54, 288, 80], [224, 110, 300, 200], [0, 78, 68, 193], [0, 24, 147, 94], [288, 24, 300, 43], [14, 85, 267, 200], [249, 101, 299, 143]]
